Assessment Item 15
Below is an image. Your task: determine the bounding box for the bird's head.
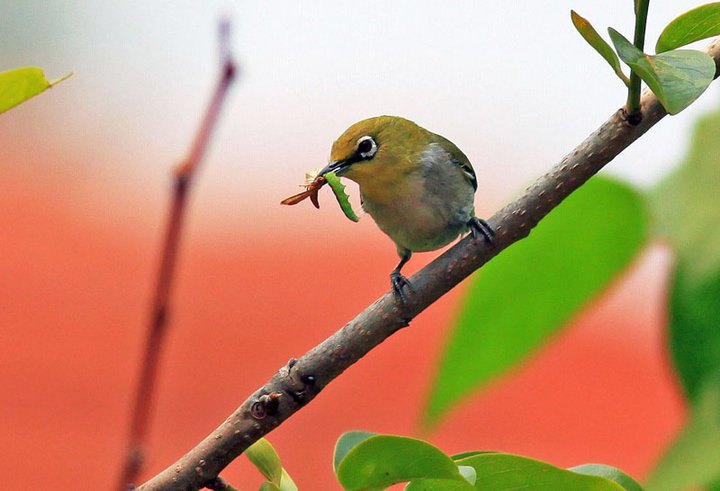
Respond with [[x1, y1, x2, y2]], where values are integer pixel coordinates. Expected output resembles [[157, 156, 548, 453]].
[[318, 116, 432, 188]]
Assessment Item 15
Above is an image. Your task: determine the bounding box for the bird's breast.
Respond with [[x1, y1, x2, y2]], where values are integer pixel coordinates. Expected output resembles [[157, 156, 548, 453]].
[[360, 171, 474, 253]]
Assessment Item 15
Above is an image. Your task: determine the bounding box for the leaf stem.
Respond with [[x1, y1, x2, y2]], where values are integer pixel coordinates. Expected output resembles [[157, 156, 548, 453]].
[[627, 0, 650, 120]]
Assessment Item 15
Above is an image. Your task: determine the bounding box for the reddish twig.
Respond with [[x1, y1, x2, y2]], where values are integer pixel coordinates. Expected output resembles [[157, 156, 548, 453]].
[[117, 21, 237, 491]]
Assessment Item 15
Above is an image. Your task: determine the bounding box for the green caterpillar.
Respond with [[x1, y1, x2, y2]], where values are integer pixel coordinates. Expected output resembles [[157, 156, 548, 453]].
[[324, 171, 359, 222]]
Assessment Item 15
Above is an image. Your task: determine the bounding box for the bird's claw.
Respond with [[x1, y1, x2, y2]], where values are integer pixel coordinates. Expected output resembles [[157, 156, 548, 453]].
[[469, 217, 495, 243], [390, 272, 414, 303]]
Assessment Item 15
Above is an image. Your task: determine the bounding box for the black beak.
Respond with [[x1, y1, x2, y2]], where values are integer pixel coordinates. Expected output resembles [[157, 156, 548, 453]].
[[318, 159, 352, 177]]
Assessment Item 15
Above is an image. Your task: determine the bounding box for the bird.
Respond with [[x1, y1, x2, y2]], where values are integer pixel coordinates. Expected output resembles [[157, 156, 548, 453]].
[[317, 115, 494, 302]]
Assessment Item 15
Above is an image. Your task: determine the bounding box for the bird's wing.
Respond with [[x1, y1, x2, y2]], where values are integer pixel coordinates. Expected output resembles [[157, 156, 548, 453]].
[[434, 134, 477, 190]]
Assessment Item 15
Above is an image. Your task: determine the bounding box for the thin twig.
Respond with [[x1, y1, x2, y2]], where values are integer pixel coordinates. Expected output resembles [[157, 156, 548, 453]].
[[117, 20, 237, 491], [139, 37, 720, 491]]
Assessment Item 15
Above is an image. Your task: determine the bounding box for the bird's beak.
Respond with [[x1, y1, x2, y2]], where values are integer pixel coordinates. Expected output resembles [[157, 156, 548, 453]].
[[318, 159, 351, 177]]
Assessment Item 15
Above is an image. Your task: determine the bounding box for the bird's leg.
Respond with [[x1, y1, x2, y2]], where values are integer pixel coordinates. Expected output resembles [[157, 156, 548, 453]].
[[390, 249, 413, 303], [468, 217, 495, 243]]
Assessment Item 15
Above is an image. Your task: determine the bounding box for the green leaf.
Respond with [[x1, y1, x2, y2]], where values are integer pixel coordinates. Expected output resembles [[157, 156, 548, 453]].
[[651, 107, 720, 401], [246, 438, 283, 486], [449, 453, 625, 490], [571, 464, 644, 491], [334, 431, 377, 472], [325, 171, 359, 222], [259, 483, 282, 491], [652, 106, 720, 289], [668, 265, 720, 402], [406, 455, 641, 491], [335, 435, 467, 490], [571, 11, 630, 86], [646, 104, 720, 490], [450, 451, 497, 461], [0, 67, 71, 114], [608, 28, 715, 114], [404, 478, 475, 491], [424, 176, 647, 426], [645, 382, 720, 491], [656, 3, 720, 53], [279, 468, 298, 491]]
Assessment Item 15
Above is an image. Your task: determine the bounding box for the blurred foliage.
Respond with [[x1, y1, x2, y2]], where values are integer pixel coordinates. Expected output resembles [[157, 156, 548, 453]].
[[652, 105, 720, 315], [645, 103, 720, 489], [652, 105, 720, 404], [0, 67, 70, 114], [646, 382, 720, 491], [424, 177, 648, 426]]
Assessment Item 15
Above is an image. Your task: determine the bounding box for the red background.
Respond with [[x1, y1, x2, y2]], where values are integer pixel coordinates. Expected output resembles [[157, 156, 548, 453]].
[[1, 164, 683, 489]]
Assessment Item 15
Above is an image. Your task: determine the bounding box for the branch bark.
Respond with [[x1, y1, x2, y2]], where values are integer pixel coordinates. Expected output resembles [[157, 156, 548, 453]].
[[139, 37, 720, 491], [117, 21, 237, 490]]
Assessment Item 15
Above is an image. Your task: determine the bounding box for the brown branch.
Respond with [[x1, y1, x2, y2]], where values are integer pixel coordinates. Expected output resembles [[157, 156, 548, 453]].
[[205, 477, 239, 491], [117, 21, 237, 491], [139, 38, 720, 491]]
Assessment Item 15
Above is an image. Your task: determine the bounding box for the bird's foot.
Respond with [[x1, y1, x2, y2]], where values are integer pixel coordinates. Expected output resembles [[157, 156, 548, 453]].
[[390, 271, 414, 303], [469, 217, 495, 244]]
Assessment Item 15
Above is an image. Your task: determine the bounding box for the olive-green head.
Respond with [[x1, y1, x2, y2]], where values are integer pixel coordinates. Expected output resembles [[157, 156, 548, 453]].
[[318, 116, 435, 189]]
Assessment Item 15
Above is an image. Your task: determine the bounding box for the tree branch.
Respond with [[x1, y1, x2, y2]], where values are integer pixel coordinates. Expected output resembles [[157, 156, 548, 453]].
[[117, 21, 237, 490], [139, 37, 720, 491]]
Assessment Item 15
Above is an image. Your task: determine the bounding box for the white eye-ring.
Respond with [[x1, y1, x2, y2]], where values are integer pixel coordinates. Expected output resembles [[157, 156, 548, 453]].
[[357, 135, 377, 159]]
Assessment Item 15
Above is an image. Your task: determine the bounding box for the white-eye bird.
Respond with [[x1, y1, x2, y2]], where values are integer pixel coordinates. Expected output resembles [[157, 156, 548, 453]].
[[318, 116, 493, 301]]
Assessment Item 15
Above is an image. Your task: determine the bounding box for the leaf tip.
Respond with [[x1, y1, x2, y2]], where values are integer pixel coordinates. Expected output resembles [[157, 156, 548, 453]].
[[50, 72, 74, 86]]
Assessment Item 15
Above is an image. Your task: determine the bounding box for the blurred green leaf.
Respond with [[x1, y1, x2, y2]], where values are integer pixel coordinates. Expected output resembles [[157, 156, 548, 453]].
[[645, 382, 720, 491], [609, 28, 715, 114], [668, 265, 720, 403], [656, 3, 720, 53], [424, 176, 647, 426], [0, 67, 71, 114], [652, 106, 720, 291], [259, 483, 282, 491], [571, 11, 630, 86], [335, 435, 466, 490], [646, 104, 720, 490], [571, 464, 644, 491], [246, 438, 283, 486], [652, 107, 720, 401], [334, 431, 376, 472]]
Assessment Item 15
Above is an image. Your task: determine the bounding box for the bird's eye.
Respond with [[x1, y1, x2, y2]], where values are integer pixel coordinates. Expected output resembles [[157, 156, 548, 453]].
[[357, 136, 377, 159]]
